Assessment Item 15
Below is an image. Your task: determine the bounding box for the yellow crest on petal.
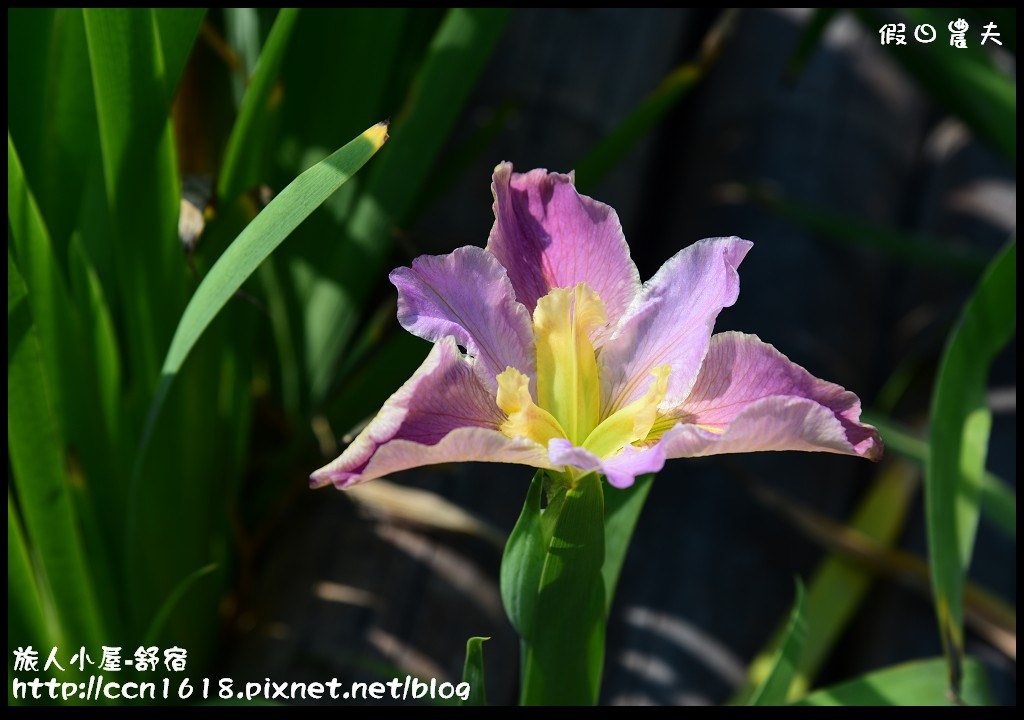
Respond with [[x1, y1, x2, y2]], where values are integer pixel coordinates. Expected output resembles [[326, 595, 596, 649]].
[[496, 367, 566, 448], [583, 365, 670, 458], [533, 282, 606, 445]]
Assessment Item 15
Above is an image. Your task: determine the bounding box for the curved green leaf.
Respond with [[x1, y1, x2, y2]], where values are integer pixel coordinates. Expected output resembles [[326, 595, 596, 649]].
[[926, 239, 1015, 696], [500, 471, 548, 638], [138, 122, 388, 464]]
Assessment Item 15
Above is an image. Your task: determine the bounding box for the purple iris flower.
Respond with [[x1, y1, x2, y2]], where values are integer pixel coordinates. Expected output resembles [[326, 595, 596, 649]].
[[312, 163, 881, 491]]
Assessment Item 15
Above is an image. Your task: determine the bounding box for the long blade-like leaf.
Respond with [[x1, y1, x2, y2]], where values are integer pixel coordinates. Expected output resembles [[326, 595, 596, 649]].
[[925, 239, 1015, 696], [160, 123, 385, 401], [84, 8, 188, 202], [84, 7, 201, 391], [782, 8, 839, 83], [135, 122, 388, 477], [9, 132, 124, 600], [8, 250, 106, 653]]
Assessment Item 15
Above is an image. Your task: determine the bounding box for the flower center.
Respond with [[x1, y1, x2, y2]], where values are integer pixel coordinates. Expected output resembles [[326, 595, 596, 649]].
[[496, 282, 671, 459], [534, 282, 605, 444]]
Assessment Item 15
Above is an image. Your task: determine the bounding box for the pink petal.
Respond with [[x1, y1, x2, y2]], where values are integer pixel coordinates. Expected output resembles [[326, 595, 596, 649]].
[[485, 162, 641, 324], [390, 246, 535, 394], [547, 439, 667, 490], [599, 237, 752, 416], [661, 331, 882, 459], [310, 337, 552, 489]]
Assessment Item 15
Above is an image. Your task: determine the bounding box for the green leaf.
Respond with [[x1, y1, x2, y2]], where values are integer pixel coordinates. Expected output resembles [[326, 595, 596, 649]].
[[137, 122, 389, 467], [925, 239, 1015, 696], [7, 132, 73, 430], [793, 657, 992, 706], [7, 250, 106, 652], [218, 8, 301, 204], [500, 472, 548, 638], [601, 473, 654, 616], [520, 473, 606, 706], [459, 636, 489, 706], [84, 8, 184, 200], [84, 7, 198, 391], [10, 131, 125, 620], [749, 580, 807, 705]]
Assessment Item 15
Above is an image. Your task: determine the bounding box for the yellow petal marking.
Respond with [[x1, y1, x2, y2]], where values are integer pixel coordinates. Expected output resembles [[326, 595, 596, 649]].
[[583, 365, 671, 458], [533, 283, 606, 445], [496, 366, 567, 447]]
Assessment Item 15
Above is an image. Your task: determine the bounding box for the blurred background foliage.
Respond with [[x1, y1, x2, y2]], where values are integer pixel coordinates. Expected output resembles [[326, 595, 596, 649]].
[[7, 7, 1015, 706]]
